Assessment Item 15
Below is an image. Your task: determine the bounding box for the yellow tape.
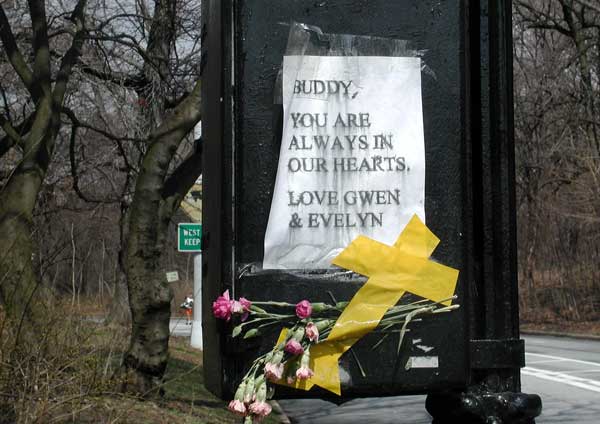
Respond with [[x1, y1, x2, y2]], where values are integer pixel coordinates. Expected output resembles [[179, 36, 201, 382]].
[[275, 215, 459, 395]]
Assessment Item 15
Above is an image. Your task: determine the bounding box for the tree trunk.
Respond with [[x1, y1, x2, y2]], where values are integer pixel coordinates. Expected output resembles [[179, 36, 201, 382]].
[[122, 81, 202, 394], [0, 201, 45, 333], [0, 97, 56, 334]]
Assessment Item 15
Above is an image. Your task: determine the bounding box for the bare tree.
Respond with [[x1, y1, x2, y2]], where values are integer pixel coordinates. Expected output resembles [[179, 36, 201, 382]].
[[123, 80, 201, 393], [513, 0, 600, 321], [1, 0, 203, 392], [0, 0, 88, 329], [76, 0, 203, 393]]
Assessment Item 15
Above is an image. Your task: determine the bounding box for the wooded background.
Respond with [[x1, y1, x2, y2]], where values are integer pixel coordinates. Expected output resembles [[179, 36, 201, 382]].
[[1, 0, 598, 325], [0, 0, 598, 405], [514, 0, 600, 324]]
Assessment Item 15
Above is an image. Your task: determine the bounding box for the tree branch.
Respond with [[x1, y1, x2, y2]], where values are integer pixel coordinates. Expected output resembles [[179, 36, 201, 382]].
[[79, 63, 146, 89], [164, 90, 191, 109], [0, 113, 35, 158], [87, 33, 157, 69], [68, 123, 104, 203], [61, 107, 140, 173], [147, 80, 201, 142], [53, 0, 88, 105], [61, 107, 142, 143], [575, 0, 600, 16], [144, 0, 177, 82], [0, 5, 36, 97], [529, 23, 572, 37], [27, 0, 52, 92], [127, 79, 201, 255], [514, 1, 572, 35], [0, 114, 23, 145], [161, 141, 202, 213]]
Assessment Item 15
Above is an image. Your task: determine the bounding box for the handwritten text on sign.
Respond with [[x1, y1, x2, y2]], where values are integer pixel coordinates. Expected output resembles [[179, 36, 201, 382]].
[[263, 56, 425, 269]]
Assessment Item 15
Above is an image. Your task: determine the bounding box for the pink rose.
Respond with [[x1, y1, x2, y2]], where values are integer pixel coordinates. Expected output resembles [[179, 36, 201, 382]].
[[295, 300, 312, 319], [284, 339, 304, 356], [305, 322, 319, 342], [264, 362, 284, 382], [249, 401, 272, 420], [296, 365, 314, 380], [228, 399, 247, 416], [212, 290, 233, 321]]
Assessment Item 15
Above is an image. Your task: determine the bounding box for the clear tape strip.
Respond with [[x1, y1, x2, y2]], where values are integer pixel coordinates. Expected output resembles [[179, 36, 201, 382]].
[[274, 21, 434, 104]]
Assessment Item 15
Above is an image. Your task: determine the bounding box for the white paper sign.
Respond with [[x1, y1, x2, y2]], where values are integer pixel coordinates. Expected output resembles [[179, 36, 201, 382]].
[[263, 56, 425, 269]]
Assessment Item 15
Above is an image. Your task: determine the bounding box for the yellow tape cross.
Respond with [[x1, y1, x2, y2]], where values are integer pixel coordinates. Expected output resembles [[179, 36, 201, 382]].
[[275, 215, 459, 395]]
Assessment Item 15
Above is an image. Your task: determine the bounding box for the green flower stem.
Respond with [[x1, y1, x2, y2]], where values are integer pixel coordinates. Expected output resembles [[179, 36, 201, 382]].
[[310, 303, 459, 343], [237, 299, 459, 384], [250, 305, 268, 314], [238, 317, 278, 327], [256, 320, 290, 331], [247, 351, 272, 377], [252, 301, 296, 307], [251, 312, 297, 319]]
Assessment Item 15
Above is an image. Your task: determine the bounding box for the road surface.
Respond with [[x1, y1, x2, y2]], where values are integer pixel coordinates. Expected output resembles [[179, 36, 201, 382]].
[[275, 334, 600, 423], [169, 323, 600, 422], [170, 317, 194, 337]]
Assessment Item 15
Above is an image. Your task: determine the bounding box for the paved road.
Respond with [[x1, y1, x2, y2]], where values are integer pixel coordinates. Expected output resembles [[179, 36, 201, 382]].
[[522, 335, 600, 423], [277, 335, 600, 423], [170, 317, 194, 337], [88, 317, 194, 337], [169, 323, 600, 422]]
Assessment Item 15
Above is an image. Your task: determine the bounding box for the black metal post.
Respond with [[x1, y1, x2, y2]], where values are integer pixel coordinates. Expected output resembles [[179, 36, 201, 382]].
[[425, 2, 542, 422], [201, 1, 543, 421]]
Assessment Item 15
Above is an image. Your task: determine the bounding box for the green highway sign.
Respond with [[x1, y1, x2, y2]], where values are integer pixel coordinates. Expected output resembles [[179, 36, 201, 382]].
[[178, 223, 202, 252]]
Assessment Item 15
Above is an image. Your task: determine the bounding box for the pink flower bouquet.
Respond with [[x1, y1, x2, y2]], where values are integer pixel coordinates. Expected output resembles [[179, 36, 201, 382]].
[[214, 290, 458, 421]]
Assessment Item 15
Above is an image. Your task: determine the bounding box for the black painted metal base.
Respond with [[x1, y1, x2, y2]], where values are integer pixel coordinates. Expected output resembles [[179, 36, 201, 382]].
[[426, 386, 542, 424]]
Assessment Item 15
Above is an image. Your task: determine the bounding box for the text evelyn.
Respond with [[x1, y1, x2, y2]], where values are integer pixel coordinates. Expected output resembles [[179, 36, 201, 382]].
[[307, 212, 383, 228]]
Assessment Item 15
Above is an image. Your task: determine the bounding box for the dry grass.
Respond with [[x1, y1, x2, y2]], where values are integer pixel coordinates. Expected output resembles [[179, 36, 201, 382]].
[[0, 300, 127, 423], [0, 301, 282, 424], [64, 276, 194, 320]]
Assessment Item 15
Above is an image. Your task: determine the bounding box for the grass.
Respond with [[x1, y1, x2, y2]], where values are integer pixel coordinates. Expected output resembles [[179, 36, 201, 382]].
[[0, 301, 284, 424], [47, 337, 236, 424], [64, 337, 284, 424], [161, 337, 282, 424]]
